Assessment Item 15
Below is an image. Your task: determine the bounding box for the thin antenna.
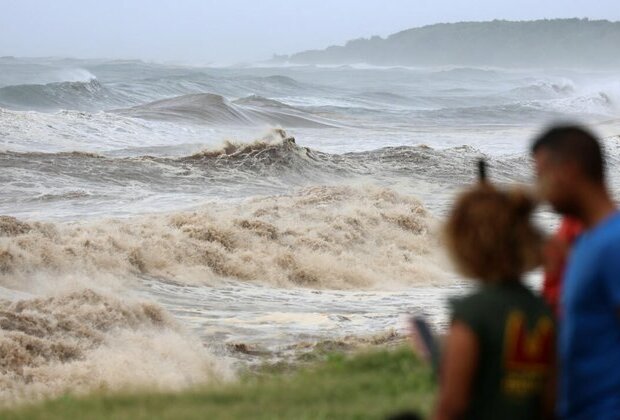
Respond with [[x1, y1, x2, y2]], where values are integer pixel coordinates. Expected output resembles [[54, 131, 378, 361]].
[[478, 159, 487, 182]]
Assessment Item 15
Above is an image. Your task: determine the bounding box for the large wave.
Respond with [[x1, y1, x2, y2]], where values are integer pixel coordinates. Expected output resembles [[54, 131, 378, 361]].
[[113, 93, 339, 127], [0, 79, 132, 111]]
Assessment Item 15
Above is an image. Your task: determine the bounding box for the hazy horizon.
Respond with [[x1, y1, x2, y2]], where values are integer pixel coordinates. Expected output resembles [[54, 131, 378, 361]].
[[1, 0, 620, 64]]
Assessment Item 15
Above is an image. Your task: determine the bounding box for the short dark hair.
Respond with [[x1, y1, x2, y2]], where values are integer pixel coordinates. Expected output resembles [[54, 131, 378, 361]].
[[531, 125, 605, 183]]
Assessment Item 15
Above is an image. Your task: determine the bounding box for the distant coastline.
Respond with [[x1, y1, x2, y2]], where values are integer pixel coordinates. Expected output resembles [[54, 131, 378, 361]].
[[272, 19, 620, 69]]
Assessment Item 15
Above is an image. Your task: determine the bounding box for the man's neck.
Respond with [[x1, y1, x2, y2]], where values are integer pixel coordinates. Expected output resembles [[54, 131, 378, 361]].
[[579, 187, 617, 229]]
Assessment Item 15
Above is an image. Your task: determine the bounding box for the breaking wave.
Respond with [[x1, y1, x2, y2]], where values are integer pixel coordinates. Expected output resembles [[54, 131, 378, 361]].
[[0, 289, 230, 406], [0, 185, 444, 291], [0, 79, 130, 111], [0, 128, 532, 224], [507, 80, 575, 99]]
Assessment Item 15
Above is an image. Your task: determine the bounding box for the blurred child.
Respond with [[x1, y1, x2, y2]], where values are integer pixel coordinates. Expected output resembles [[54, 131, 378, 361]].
[[434, 183, 555, 420]]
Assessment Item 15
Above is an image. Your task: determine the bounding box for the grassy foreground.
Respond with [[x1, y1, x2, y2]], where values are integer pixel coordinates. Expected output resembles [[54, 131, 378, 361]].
[[0, 347, 435, 420]]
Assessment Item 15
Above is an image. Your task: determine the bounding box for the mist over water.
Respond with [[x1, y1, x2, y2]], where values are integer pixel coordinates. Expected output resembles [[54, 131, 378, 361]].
[[1, 56, 619, 405]]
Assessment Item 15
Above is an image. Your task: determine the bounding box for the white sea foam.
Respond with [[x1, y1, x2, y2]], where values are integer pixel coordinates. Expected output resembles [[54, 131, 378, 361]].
[[0, 289, 231, 407], [0, 185, 446, 291]]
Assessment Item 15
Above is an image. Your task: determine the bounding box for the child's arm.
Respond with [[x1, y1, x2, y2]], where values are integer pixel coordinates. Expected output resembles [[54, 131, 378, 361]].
[[432, 320, 479, 420]]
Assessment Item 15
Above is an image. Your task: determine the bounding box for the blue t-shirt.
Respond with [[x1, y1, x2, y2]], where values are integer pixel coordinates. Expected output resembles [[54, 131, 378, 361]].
[[559, 212, 620, 419]]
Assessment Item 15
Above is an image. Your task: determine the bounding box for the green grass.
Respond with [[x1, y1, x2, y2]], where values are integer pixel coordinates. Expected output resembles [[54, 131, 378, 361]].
[[0, 346, 435, 420]]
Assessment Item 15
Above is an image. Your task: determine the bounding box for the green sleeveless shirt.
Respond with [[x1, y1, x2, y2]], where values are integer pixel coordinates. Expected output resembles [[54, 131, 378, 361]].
[[449, 282, 555, 420]]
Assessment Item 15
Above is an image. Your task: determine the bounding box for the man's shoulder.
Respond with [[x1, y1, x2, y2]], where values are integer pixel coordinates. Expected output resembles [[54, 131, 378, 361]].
[[601, 212, 620, 233], [592, 214, 620, 251], [577, 213, 620, 253]]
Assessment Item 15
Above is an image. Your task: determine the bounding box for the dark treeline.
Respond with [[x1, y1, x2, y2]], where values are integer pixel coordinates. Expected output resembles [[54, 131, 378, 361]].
[[275, 19, 620, 68]]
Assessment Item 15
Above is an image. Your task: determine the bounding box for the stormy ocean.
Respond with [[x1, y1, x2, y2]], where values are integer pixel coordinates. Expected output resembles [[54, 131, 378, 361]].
[[1, 57, 619, 404]]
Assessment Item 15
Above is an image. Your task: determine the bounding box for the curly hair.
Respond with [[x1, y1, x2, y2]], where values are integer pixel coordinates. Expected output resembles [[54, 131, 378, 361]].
[[444, 183, 543, 282]]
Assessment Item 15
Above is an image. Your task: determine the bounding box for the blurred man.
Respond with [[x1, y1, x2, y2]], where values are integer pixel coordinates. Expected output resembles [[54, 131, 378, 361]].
[[532, 126, 620, 419]]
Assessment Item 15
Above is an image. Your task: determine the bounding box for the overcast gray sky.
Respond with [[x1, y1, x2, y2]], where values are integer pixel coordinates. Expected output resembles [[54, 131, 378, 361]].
[[1, 0, 619, 64]]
